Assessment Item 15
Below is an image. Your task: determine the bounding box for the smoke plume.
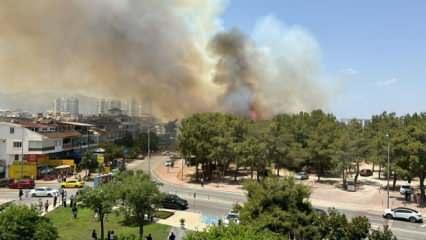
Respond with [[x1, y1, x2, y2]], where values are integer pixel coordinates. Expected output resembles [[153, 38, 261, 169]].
[[0, 0, 328, 119]]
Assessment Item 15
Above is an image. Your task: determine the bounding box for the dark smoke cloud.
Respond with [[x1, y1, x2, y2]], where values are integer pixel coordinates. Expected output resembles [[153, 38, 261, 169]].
[[0, 1, 328, 119]]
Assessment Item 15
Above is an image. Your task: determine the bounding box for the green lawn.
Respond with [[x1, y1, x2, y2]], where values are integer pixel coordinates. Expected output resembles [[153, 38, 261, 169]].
[[47, 207, 171, 240]]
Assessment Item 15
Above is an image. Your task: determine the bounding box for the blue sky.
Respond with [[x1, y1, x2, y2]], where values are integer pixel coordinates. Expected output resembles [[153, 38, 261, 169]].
[[222, 0, 426, 118]]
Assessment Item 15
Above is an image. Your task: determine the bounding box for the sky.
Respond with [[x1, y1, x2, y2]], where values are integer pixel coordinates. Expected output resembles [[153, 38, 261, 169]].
[[222, 0, 426, 118]]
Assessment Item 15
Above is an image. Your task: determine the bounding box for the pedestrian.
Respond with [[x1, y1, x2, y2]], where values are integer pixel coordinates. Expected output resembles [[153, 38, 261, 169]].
[[70, 195, 74, 207], [19, 189, 23, 200], [44, 200, 49, 213], [53, 195, 57, 207], [92, 229, 98, 240], [72, 205, 78, 219], [200, 177, 204, 187], [107, 231, 111, 240], [38, 198, 43, 212], [168, 232, 175, 240], [62, 195, 67, 207], [146, 233, 153, 240], [110, 230, 115, 240]]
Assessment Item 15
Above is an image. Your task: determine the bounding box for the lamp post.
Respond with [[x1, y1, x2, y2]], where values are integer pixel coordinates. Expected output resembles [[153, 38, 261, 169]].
[[386, 133, 390, 208]]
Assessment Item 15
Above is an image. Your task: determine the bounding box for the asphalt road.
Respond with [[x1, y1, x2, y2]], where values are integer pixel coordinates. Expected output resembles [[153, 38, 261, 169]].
[[130, 155, 426, 240]]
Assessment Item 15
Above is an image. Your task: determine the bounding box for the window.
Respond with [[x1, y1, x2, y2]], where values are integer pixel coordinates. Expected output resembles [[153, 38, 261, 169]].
[[14, 154, 19, 161], [9, 127, 14, 134], [13, 141, 22, 148]]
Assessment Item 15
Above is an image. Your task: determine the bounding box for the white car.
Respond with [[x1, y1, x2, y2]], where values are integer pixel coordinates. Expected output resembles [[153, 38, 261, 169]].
[[400, 184, 412, 195], [383, 207, 423, 223], [30, 187, 59, 197], [223, 211, 240, 225], [164, 159, 173, 167]]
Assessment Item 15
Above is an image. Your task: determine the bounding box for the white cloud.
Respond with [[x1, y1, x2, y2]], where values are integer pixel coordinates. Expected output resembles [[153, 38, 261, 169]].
[[376, 78, 398, 87], [340, 68, 358, 75]]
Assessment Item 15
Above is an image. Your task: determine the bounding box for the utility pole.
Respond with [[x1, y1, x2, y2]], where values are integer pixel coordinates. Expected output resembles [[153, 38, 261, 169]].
[[386, 133, 390, 208], [20, 126, 24, 179], [147, 99, 152, 177]]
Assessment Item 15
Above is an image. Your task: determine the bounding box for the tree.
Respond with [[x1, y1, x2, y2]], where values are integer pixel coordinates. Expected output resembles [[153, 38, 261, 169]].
[[184, 224, 281, 240], [115, 171, 162, 238], [306, 110, 338, 181], [240, 177, 319, 239], [369, 228, 397, 240], [79, 184, 116, 240], [80, 151, 99, 177], [0, 204, 58, 240]]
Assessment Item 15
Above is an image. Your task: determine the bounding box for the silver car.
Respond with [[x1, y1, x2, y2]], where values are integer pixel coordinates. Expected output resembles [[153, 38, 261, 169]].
[[383, 207, 423, 223], [29, 187, 59, 197]]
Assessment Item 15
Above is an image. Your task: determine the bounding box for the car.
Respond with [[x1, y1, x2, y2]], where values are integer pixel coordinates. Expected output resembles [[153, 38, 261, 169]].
[[400, 184, 412, 195], [7, 178, 35, 189], [223, 211, 240, 225], [161, 194, 188, 210], [29, 187, 59, 197], [294, 172, 309, 180], [360, 169, 373, 177], [61, 180, 84, 188], [383, 207, 423, 223], [164, 159, 173, 167]]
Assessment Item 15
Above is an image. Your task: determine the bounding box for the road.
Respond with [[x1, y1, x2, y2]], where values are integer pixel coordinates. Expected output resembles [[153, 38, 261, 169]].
[[129, 155, 426, 240]]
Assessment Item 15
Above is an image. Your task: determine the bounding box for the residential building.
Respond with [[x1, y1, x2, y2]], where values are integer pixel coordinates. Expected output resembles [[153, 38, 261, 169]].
[[54, 97, 79, 119]]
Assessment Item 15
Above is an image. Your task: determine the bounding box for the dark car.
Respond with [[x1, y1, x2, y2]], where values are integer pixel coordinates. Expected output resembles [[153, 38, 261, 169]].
[[7, 178, 35, 189], [161, 194, 188, 210], [360, 169, 373, 177]]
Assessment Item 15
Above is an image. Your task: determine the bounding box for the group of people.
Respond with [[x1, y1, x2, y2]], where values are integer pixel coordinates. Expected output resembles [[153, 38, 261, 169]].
[[91, 230, 117, 240]]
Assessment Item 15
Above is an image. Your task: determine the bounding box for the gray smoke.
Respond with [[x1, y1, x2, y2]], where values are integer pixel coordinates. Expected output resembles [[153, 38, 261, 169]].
[[0, 1, 328, 119]]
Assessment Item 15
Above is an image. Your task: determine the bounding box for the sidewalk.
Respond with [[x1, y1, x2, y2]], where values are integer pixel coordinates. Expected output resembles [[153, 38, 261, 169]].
[[157, 209, 207, 231]]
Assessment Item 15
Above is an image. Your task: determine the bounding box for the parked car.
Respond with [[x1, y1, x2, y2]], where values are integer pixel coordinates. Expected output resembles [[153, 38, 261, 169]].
[[164, 159, 173, 167], [29, 187, 59, 197], [383, 207, 423, 223], [400, 184, 412, 195], [161, 194, 188, 210], [223, 211, 240, 225], [359, 169, 373, 177], [61, 180, 84, 188], [294, 172, 309, 180], [7, 178, 35, 189]]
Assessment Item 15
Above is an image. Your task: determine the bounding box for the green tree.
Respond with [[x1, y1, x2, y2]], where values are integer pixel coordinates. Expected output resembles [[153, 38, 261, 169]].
[[79, 184, 116, 240], [369, 227, 398, 240], [240, 177, 319, 239], [184, 224, 281, 240], [115, 171, 162, 238], [0, 204, 58, 240], [306, 110, 338, 181], [80, 151, 99, 177]]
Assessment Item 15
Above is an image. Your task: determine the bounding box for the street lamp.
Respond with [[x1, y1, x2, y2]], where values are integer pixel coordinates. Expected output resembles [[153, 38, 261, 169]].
[[386, 133, 390, 208]]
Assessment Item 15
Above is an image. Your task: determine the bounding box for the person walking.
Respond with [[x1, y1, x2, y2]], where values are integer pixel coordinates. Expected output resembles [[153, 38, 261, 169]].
[[19, 189, 23, 200], [146, 233, 153, 240], [168, 232, 175, 240], [72, 205, 78, 219], [44, 200, 49, 213], [110, 230, 115, 240], [38, 198, 43, 212], [70, 195, 74, 208], [53, 195, 57, 208], [92, 229, 98, 240]]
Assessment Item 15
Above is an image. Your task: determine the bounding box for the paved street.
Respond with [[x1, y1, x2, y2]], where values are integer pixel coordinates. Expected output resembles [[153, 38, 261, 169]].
[[127, 155, 426, 240]]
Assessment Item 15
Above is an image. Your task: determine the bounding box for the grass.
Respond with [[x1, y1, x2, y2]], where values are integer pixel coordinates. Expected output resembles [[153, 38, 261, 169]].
[[47, 207, 171, 240]]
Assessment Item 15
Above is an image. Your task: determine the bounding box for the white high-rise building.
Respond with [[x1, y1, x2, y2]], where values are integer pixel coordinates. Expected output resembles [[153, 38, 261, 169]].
[[54, 97, 79, 118]]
